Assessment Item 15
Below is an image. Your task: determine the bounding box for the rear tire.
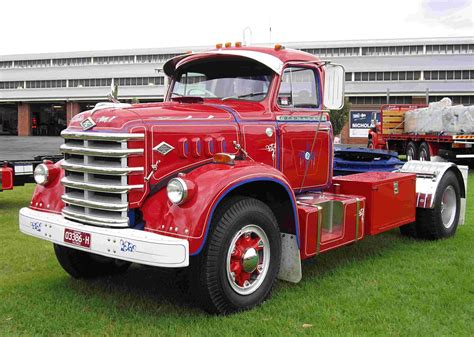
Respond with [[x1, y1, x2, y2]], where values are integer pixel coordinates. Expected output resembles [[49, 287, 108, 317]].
[[419, 142, 431, 161], [406, 142, 418, 161], [54, 244, 131, 279], [196, 197, 281, 314], [415, 171, 461, 240]]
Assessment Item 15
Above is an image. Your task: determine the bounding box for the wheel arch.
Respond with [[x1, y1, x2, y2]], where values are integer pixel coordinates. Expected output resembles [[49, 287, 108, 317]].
[[195, 177, 299, 255]]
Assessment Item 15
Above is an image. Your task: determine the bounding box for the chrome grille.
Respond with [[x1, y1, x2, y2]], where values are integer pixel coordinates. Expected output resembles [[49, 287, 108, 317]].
[[60, 130, 145, 228]]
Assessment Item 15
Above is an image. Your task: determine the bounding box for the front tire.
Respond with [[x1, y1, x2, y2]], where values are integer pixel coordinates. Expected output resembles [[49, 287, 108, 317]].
[[196, 197, 281, 314], [54, 244, 131, 278], [415, 171, 461, 240]]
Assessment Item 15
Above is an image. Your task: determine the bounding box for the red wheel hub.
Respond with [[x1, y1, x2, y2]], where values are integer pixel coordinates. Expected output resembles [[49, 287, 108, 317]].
[[229, 232, 263, 287]]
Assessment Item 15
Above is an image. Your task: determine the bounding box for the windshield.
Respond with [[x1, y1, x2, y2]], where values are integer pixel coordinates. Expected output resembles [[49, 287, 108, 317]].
[[170, 57, 274, 101]]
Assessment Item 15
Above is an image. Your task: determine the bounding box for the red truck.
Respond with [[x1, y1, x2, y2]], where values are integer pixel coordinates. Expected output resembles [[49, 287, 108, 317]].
[[368, 104, 474, 161], [19, 45, 468, 314]]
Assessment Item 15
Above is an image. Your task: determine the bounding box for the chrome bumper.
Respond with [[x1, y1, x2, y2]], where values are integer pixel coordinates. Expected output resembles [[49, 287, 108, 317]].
[[19, 207, 189, 268]]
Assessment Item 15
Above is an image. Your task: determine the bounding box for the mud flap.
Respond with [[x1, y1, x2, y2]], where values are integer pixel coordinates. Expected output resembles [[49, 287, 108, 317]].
[[278, 233, 302, 283]]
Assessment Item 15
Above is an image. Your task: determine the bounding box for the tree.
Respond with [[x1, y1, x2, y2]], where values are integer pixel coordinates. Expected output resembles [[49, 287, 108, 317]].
[[330, 97, 351, 136]]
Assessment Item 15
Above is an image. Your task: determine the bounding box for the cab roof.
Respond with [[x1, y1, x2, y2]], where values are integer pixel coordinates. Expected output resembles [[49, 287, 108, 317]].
[[163, 46, 319, 77]]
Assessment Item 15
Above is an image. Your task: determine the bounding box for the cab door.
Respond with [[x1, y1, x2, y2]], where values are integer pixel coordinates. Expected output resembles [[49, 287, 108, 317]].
[[274, 66, 332, 191]]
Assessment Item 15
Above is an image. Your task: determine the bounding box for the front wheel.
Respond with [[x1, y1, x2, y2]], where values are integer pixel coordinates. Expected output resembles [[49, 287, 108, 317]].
[[196, 197, 281, 314]]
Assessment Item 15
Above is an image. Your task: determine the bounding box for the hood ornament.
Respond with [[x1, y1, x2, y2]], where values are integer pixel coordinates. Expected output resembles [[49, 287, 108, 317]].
[[80, 81, 124, 131]]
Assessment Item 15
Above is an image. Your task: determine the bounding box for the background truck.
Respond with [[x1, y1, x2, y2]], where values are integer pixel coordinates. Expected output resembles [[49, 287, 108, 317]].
[[19, 45, 468, 314], [368, 102, 474, 162], [0, 155, 62, 192]]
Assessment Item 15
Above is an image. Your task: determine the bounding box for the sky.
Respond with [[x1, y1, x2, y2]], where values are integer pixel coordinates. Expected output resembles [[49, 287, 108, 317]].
[[0, 0, 472, 56]]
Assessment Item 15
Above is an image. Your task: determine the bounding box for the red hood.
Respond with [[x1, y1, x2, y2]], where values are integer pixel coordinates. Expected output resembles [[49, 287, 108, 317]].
[[68, 101, 241, 131]]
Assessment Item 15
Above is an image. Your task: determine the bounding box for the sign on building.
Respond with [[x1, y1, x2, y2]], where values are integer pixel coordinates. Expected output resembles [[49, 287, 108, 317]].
[[349, 110, 379, 138]]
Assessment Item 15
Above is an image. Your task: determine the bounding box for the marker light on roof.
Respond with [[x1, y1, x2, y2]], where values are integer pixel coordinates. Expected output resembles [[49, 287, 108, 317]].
[[274, 44, 284, 51], [216, 43, 223, 49], [225, 42, 232, 48], [235, 41, 242, 47]]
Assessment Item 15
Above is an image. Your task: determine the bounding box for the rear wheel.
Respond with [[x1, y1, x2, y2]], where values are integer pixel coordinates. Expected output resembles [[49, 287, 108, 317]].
[[54, 244, 131, 278], [196, 197, 281, 314], [415, 171, 461, 239], [406, 142, 418, 161], [419, 142, 431, 161]]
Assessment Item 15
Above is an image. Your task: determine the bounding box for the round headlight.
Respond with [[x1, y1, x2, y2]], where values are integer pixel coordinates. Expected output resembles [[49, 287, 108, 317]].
[[167, 178, 188, 205], [34, 164, 49, 186]]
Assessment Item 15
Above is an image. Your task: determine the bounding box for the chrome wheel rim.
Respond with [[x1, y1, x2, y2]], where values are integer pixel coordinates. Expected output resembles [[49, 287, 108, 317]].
[[226, 224, 270, 296], [441, 185, 456, 229]]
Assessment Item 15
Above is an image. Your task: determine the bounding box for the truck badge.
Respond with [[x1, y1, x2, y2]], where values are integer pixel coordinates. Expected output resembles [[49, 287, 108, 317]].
[[80, 117, 96, 131], [153, 142, 175, 155]]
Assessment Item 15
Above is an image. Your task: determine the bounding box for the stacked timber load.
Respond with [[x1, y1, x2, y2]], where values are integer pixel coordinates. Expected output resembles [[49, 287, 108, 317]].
[[403, 98, 474, 134]]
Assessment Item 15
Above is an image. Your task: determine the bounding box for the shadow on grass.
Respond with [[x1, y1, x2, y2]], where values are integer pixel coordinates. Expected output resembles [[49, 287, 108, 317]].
[[60, 228, 418, 316]]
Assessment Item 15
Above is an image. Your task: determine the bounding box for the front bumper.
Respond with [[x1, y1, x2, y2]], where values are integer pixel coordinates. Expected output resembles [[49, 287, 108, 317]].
[[19, 207, 189, 268]]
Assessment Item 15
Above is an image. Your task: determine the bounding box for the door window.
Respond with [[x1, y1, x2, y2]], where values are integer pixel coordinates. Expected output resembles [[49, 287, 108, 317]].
[[277, 67, 319, 109]]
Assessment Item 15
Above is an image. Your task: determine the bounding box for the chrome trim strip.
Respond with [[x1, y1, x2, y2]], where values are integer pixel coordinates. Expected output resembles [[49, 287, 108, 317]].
[[61, 130, 145, 141], [60, 144, 143, 157], [61, 160, 143, 175], [61, 177, 143, 193], [62, 209, 129, 227], [61, 194, 128, 212]]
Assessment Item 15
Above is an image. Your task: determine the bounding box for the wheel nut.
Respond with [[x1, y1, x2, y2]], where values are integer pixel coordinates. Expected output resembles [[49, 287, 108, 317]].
[[244, 232, 250, 239], [257, 265, 263, 273], [258, 240, 264, 247], [244, 280, 250, 287]]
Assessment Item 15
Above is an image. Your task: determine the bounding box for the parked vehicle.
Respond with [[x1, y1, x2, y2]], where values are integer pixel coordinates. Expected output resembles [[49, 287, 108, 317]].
[[0, 155, 62, 192], [368, 103, 474, 161], [19, 45, 468, 314]]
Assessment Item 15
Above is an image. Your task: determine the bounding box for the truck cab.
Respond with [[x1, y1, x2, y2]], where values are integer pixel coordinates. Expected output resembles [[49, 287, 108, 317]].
[[19, 45, 467, 314]]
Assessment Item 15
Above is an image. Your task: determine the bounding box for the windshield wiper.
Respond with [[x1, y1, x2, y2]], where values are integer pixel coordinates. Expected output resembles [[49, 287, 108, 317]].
[[222, 92, 267, 101]]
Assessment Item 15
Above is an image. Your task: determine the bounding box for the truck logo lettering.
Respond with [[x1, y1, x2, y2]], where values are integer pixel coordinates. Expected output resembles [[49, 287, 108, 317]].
[[154, 142, 175, 155]]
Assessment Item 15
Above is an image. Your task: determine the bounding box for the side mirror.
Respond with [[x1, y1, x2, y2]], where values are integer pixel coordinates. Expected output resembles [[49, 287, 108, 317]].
[[323, 63, 345, 110]]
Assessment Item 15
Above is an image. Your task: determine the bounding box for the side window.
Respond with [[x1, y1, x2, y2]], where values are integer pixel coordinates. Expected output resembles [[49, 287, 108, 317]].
[[277, 67, 319, 108]]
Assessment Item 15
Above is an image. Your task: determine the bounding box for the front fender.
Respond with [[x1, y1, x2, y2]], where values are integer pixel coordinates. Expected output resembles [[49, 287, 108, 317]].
[[141, 161, 299, 255]]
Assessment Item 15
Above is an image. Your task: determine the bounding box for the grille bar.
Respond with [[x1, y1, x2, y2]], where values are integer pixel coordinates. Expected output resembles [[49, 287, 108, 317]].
[[62, 176, 143, 193], [62, 194, 128, 212], [62, 208, 129, 227], [61, 130, 145, 141], [61, 160, 143, 175], [60, 144, 143, 157]]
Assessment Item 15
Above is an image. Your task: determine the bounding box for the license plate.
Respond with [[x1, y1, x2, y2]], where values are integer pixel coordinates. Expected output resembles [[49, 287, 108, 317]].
[[64, 228, 91, 248]]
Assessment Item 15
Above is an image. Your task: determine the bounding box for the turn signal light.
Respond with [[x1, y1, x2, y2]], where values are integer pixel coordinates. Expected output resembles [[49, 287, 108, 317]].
[[213, 153, 235, 165], [225, 42, 232, 48]]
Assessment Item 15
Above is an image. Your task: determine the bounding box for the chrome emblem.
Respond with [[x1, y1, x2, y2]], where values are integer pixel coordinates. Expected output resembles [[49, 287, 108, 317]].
[[153, 142, 174, 155], [80, 117, 96, 131]]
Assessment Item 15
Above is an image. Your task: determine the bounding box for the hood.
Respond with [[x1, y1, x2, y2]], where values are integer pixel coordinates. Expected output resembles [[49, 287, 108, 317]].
[[68, 101, 236, 132]]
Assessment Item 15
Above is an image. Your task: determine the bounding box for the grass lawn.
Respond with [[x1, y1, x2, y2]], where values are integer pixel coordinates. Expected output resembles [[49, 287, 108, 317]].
[[1, 174, 473, 336]]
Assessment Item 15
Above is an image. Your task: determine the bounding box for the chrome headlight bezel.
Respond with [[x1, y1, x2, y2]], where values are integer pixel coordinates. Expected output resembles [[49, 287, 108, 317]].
[[167, 178, 188, 205], [34, 163, 49, 186]]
